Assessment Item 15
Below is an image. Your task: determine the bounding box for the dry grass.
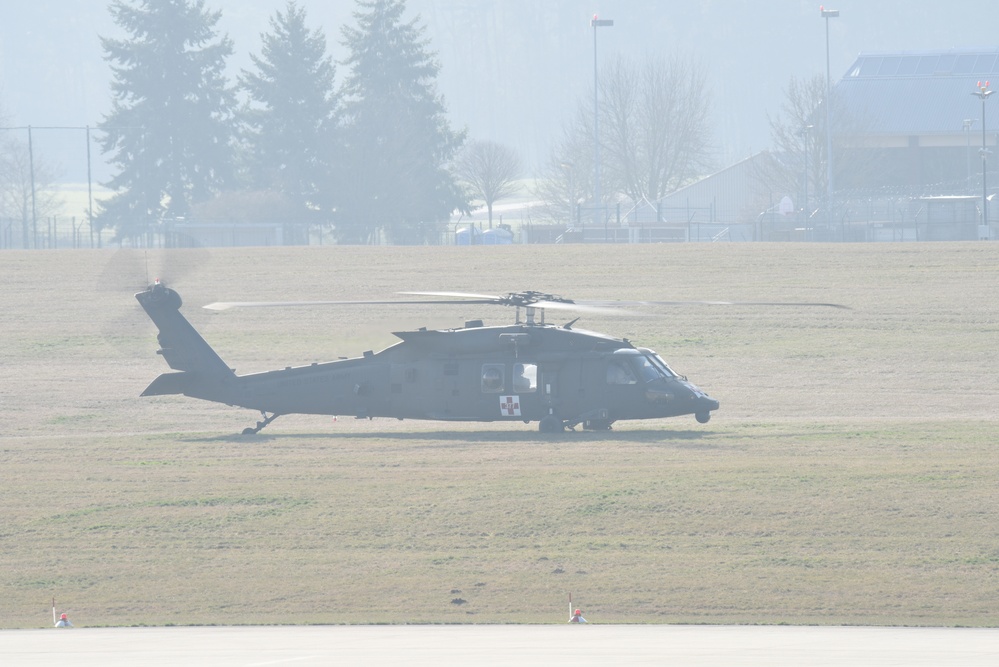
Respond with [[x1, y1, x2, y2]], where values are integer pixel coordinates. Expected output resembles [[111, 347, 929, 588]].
[[1, 243, 998, 628]]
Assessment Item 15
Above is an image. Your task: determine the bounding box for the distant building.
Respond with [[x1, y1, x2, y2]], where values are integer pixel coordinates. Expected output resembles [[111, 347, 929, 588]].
[[650, 152, 781, 241], [834, 48, 999, 195], [580, 152, 783, 243], [598, 48, 999, 243]]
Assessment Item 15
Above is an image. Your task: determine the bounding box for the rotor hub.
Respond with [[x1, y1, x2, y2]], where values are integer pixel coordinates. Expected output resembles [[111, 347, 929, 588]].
[[501, 291, 573, 307]]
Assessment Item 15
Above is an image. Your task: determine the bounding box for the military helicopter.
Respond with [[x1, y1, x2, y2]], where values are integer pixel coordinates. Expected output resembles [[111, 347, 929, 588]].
[[136, 282, 841, 434]]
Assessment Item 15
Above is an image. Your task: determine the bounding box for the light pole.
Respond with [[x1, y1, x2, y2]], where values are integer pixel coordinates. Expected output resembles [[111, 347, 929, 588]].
[[28, 126, 37, 248], [963, 119, 975, 190], [591, 14, 613, 229], [972, 81, 994, 230], [820, 6, 839, 239], [560, 161, 576, 231], [800, 125, 814, 230]]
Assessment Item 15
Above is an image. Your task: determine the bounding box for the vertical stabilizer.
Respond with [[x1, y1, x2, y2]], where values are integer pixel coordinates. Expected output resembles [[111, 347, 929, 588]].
[[135, 282, 235, 384]]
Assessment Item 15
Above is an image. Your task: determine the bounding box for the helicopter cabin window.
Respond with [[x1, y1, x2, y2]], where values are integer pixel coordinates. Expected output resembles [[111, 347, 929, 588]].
[[607, 360, 638, 385], [481, 364, 505, 393], [512, 363, 537, 393]]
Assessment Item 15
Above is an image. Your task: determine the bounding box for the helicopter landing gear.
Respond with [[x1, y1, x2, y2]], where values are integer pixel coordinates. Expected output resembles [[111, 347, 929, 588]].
[[583, 419, 613, 431], [538, 416, 565, 434], [695, 412, 711, 424], [242, 411, 281, 435]]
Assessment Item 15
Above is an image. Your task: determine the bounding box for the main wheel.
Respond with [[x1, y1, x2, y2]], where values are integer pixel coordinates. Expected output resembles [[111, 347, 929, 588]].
[[539, 416, 564, 433], [695, 412, 711, 424]]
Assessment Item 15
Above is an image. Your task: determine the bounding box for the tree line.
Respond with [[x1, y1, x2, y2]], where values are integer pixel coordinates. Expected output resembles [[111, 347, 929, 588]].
[[13, 0, 848, 244], [97, 0, 480, 244], [92, 0, 726, 243]]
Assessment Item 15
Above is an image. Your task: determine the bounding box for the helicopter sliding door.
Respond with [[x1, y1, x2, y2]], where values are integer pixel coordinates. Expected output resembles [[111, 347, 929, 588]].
[[538, 367, 559, 418], [521, 363, 569, 422]]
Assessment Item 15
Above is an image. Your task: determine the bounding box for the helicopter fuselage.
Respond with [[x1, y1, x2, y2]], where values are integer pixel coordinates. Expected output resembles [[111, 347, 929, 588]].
[[136, 283, 719, 433]]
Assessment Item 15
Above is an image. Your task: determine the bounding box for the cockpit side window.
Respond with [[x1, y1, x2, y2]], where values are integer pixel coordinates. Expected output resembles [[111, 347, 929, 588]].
[[607, 360, 638, 385], [513, 363, 537, 392]]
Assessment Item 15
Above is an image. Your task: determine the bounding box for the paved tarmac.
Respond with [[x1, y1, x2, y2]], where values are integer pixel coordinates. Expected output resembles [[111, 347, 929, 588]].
[[2, 624, 997, 666]]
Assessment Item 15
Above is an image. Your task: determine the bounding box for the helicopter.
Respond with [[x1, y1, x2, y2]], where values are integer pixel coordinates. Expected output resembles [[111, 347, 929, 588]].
[[135, 282, 842, 434]]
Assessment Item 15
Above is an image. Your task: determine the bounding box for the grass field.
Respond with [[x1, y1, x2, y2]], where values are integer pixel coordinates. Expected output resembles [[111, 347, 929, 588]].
[[1, 242, 998, 628]]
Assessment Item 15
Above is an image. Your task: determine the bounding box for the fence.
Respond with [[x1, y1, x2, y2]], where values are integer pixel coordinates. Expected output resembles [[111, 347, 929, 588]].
[[1, 216, 107, 249], [2, 201, 994, 250]]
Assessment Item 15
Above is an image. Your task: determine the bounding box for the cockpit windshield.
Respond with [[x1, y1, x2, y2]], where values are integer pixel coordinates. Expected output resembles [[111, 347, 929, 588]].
[[645, 353, 677, 378], [629, 355, 662, 382], [609, 349, 679, 384]]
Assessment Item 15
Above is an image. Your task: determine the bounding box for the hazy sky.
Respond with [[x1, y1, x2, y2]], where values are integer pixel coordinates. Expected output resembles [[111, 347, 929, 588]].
[[1, 0, 997, 190]]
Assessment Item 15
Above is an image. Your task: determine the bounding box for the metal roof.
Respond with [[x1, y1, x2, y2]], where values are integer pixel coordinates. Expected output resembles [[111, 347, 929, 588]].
[[833, 48, 999, 136]]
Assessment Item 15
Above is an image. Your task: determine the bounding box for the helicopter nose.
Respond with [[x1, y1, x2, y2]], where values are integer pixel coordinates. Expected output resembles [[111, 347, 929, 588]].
[[644, 386, 675, 403], [678, 380, 718, 411]]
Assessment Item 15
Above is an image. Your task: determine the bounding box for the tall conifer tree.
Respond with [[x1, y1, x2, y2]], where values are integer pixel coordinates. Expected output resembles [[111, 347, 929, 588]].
[[241, 1, 340, 216], [98, 0, 235, 240], [339, 0, 466, 244]]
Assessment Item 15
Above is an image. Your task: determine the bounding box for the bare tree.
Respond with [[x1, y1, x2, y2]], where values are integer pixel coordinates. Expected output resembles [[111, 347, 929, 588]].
[[533, 107, 591, 226], [0, 131, 62, 248], [762, 74, 828, 216], [453, 139, 521, 227], [536, 52, 713, 221], [601, 54, 713, 202], [762, 73, 889, 215]]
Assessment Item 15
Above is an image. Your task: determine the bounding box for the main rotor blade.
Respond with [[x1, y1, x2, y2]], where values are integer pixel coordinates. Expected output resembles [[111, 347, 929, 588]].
[[584, 300, 850, 309], [203, 296, 505, 311], [399, 291, 504, 301], [532, 300, 636, 316], [204, 299, 419, 311], [204, 295, 848, 312]]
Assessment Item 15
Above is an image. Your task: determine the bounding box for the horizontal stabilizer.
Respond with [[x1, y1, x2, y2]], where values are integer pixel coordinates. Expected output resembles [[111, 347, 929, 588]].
[[141, 372, 197, 396]]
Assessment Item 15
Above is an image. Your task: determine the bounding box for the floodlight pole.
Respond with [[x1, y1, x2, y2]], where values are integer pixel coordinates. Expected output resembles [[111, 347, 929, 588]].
[[972, 82, 994, 231], [86, 125, 95, 248], [28, 126, 37, 248], [591, 15, 613, 234], [800, 125, 814, 228], [560, 161, 576, 231], [963, 118, 975, 190], [821, 6, 839, 241]]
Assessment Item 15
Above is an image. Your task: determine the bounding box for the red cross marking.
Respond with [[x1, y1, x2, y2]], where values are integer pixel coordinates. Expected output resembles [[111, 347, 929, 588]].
[[500, 395, 521, 416]]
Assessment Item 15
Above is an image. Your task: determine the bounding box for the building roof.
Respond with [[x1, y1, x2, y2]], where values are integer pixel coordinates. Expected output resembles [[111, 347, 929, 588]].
[[834, 48, 999, 136], [649, 152, 776, 225]]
